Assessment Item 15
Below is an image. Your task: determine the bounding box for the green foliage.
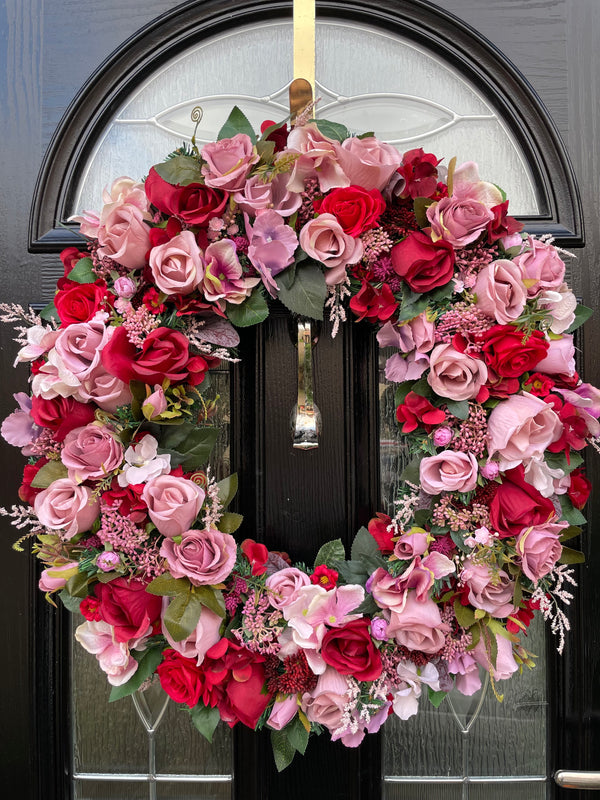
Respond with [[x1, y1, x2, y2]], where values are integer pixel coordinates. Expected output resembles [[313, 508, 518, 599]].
[[559, 545, 585, 565], [190, 703, 221, 742], [109, 647, 164, 702], [67, 257, 96, 283], [226, 289, 269, 327], [218, 106, 257, 143], [277, 261, 328, 320], [40, 299, 59, 324], [216, 474, 238, 508], [154, 155, 204, 186], [428, 687, 447, 708], [312, 118, 350, 142], [314, 538, 346, 569], [162, 591, 205, 641], [217, 512, 243, 534], [30, 460, 68, 488], [445, 399, 469, 420], [350, 527, 387, 573], [566, 304, 593, 333], [157, 423, 219, 471], [559, 494, 587, 525], [400, 456, 422, 485]]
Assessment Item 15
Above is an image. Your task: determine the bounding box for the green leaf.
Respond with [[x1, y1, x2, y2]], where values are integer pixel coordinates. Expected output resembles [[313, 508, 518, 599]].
[[217, 511, 243, 534], [66, 256, 96, 283], [414, 509, 432, 528], [65, 571, 89, 598], [408, 377, 432, 398], [190, 703, 221, 741], [314, 538, 346, 569], [350, 526, 387, 573], [163, 592, 204, 641], [286, 714, 309, 755], [545, 450, 583, 475], [218, 106, 257, 143], [193, 585, 226, 618], [559, 545, 586, 565], [58, 589, 83, 613], [400, 456, 422, 485], [335, 559, 370, 585], [216, 474, 238, 509], [559, 525, 582, 543], [277, 263, 297, 291], [270, 729, 297, 772], [394, 381, 414, 406], [428, 688, 447, 708], [566, 304, 594, 333], [312, 118, 350, 142], [30, 460, 68, 488], [354, 594, 379, 616], [109, 647, 163, 702], [559, 494, 587, 525], [445, 399, 469, 420], [154, 155, 204, 187], [277, 261, 327, 321], [146, 572, 191, 596], [413, 197, 435, 228], [256, 138, 276, 163], [157, 424, 219, 471], [453, 599, 476, 629], [226, 290, 269, 327], [40, 299, 59, 324]]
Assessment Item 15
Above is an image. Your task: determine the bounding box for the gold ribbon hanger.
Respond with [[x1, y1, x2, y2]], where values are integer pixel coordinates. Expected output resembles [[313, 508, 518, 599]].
[[289, 0, 315, 121]]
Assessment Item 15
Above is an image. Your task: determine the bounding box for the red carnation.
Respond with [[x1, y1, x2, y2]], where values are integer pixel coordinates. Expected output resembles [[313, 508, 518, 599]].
[[481, 325, 549, 378], [396, 391, 446, 433], [321, 618, 382, 681], [391, 231, 455, 294]]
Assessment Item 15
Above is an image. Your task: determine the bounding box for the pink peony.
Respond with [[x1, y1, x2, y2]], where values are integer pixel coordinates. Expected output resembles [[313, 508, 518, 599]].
[[34, 478, 99, 539], [420, 450, 478, 495], [142, 474, 205, 538], [160, 527, 237, 586], [201, 133, 259, 191], [427, 343, 488, 401], [61, 422, 124, 483]]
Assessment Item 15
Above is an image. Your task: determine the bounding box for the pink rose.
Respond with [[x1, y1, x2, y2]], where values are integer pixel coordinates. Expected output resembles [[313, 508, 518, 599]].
[[427, 195, 494, 248], [267, 695, 299, 731], [337, 136, 403, 191], [420, 450, 478, 494], [474, 259, 527, 324], [487, 392, 563, 470], [54, 319, 113, 380], [377, 313, 435, 354], [515, 519, 567, 582], [97, 203, 151, 269], [39, 561, 79, 592], [301, 667, 350, 731], [387, 591, 449, 653], [34, 478, 99, 539], [75, 620, 139, 686], [201, 133, 259, 191], [61, 422, 124, 483], [76, 364, 132, 413], [461, 560, 516, 618], [265, 567, 311, 610], [149, 230, 205, 295], [160, 527, 237, 586], [534, 335, 576, 377], [299, 213, 363, 285], [513, 236, 566, 297], [370, 567, 407, 612], [286, 123, 349, 193], [161, 599, 222, 662], [142, 474, 205, 538], [393, 529, 430, 559], [427, 343, 488, 401], [473, 633, 518, 681]]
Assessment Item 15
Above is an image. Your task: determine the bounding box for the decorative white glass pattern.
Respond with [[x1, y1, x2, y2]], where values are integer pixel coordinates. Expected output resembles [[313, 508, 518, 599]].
[[70, 20, 539, 217]]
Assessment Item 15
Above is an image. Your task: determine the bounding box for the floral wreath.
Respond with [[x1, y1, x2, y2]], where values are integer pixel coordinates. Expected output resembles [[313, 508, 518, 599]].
[[1, 105, 596, 770]]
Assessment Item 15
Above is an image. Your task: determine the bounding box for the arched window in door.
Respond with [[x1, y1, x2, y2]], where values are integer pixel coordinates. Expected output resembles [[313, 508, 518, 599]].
[[28, 3, 583, 800]]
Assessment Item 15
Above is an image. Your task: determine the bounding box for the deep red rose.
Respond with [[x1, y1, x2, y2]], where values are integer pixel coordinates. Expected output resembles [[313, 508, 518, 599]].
[[545, 395, 588, 456], [315, 185, 386, 237], [241, 539, 269, 576], [481, 325, 549, 378], [260, 119, 289, 151], [19, 458, 49, 505], [30, 395, 96, 441], [157, 649, 203, 706], [349, 280, 398, 323], [523, 372, 555, 398], [486, 199, 524, 244], [396, 392, 446, 433], [145, 167, 228, 226], [54, 281, 114, 326], [95, 577, 162, 643], [489, 465, 556, 538], [60, 247, 89, 277], [567, 468, 592, 509], [321, 618, 383, 681], [368, 512, 395, 554], [398, 148, 440, 199], [310, 564, 339, 590], [391, 231, 455, 293], [101, 325, 212, 387]]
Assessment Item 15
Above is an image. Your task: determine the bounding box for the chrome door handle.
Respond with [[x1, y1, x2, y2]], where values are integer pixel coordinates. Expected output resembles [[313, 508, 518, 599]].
[[554, 770, 600, 790]]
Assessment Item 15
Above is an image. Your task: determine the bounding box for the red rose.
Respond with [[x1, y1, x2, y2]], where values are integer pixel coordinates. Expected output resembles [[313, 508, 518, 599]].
[[19, 458, 48, 505], [241, 539, 269, 576], [567, 468, 592, 509], [157, 649, 203, 706], [486, 199, 523, 244], [315, 185, 386, 237], [54, 281, 113, 326], [368, 512, 395, 554], [145, 167, 228, 226], [101, 326, 212, 387], [398, 148, 440, 199], [321, 618, 382, 681], [481, 325, 549, 378], [95, 577, 162, 643], [60, 247, 89, 277], [396, 392, 446, 433], [391, 231, 455, 293], [30, 395, 96, 441], [489, 465, 556, 538], [349, 280, 398, 323]]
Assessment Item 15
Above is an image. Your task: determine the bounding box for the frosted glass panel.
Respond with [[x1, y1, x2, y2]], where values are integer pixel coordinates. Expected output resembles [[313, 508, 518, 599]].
[[71, 20, 539, 216]]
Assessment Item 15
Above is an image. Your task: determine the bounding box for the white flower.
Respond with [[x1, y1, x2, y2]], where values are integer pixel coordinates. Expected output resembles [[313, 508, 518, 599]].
[[117, 434, 171, 487]]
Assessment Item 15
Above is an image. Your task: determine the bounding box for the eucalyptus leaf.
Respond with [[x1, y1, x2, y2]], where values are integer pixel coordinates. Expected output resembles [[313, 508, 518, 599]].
[[154, 155, 204, 187], [314, 538, 346, 569], [190, 703, 221, 741], [277, 262, 327, 321], [218, 106, 257, 143], [109, 647, 163, 703], [30, 460, 68, 488], [226, 290, 269, 327]]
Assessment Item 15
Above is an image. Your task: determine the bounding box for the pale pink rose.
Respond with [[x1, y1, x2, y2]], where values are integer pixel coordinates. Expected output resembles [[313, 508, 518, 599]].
[[265, 567, 311, 610], [516, 519, 567, 582], [377, 313, 435, 354], [393, 528, 430, 559], [371, 568, 406, 612], [141, 385, 168, 420], [538, 285, 577, 335], [202, 238, 259, 304], [149, 230, 204, 295], [384, 351, 429, 383], [267, 695, 299, 730], [387, 591, 449, 653], [97, 203, 151, 270], [34, 478, 99, 539], [75, 620, 139, 686], [142, 474, 205, 538], [427, 343, 488, 401], [427, 195, 494, 248], [201, 133, 259, 191], [76, 364, 132, 413], [38, 561, 79, 592], [513, 236, 566, 297], [452, 161, 504, 207], [54, 319, 113, 380], [286, 123, 350, 193], [473, 633, 518, 681], [301, 667, 350, 730], [233, 173, 301, 217], [487, 392, 563, 469], [68, 209, 101, 239], [160, 527, 236, 585], [161, 599, 222, 661], [119, 435, 171, 487], [61, 422, 124, 483], [534, 334, 576, 376], [100, 176, 150, 219], [299, 213, 363, 285], [337, 136, 403, 191], [474, 259, 526, 324], [460, 560, 516, 618], [420, 450, 478, 495], [113, 276, 137, 298]]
